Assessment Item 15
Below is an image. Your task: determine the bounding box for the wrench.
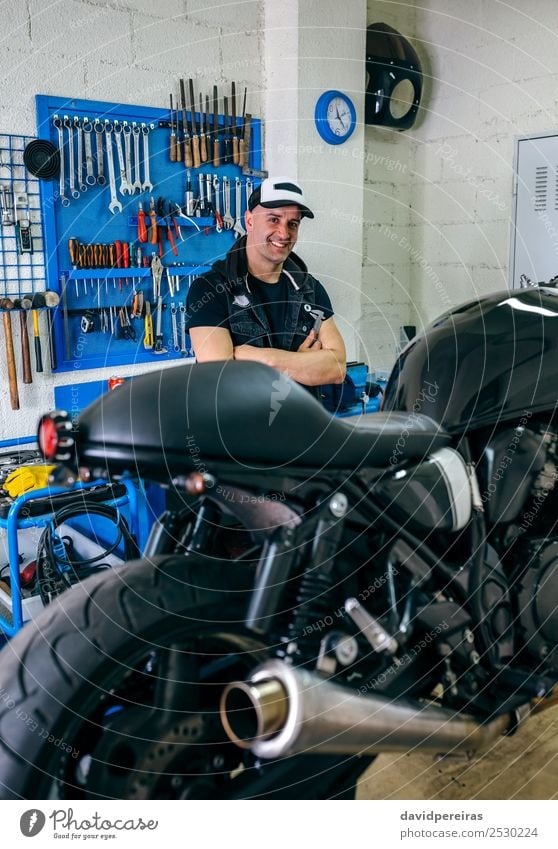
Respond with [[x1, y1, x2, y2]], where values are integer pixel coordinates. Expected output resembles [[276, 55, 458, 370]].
[[104, 122, 123, 215], [222, 176, 234, 230], [114, 122, 132, 195], [132, 123, 142, 193], [123, 122, 134, 193], [93, 119, 106, 185], [82, 118, 96, 186], [233, 177, 246, 238], [179, 302, 187, 355], [212, 174, 223, 232], [64, 115, 79, 200], [153, 296, 167, 354], [141, 123, 154, 194], [53, 115, 69, 207], [75, 116, 87, 193], [171, 303, 180, 352], [245, 177, 253, 207]]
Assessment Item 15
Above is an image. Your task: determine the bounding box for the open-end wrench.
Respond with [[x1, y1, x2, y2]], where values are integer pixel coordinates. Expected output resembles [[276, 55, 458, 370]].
[[75, 117, 87, 193], [53, 115, 69, 207], [114, 122, 132, 195], [132, 123, 142, 193], [222, 176, 234, 230], [93, 119, 106, 185], [64, 115, 80, 200], [179, 302, 187, 355], [123, 122, 134, 193], [212, 174, 223, 232], [245, 177, 253, 207], [233, 177, 246, 238], [104, 122, 122, 215], [171, 302, 180, 352], [141, 123, 154, 194], [82, 119, 96, 186], [153, 296, 167, 355]]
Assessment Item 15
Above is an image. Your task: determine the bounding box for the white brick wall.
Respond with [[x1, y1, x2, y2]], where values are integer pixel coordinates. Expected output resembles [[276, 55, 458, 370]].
[[0, 0, 264, 441], [364, 0, 558, 372]]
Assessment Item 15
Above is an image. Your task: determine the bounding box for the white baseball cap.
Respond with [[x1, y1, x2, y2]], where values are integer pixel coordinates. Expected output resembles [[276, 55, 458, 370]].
[[248, 177, 314, 219]]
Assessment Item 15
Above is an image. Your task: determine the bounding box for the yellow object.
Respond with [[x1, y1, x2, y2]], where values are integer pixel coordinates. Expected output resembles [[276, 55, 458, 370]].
[[3, 465, 56, 498]]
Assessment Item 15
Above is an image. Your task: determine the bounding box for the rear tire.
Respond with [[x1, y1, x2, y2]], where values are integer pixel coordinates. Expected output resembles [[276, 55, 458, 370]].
[[0, 556, 368, 799]]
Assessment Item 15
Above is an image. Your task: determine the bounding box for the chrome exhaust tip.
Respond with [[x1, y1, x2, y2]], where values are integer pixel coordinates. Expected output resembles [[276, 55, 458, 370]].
[[220, 677, 289, 749]]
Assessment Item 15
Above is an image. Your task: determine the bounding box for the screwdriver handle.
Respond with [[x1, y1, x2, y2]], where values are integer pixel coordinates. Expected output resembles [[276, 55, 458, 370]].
[[137, 206, 147, 242], [68, 237, 79, 268]]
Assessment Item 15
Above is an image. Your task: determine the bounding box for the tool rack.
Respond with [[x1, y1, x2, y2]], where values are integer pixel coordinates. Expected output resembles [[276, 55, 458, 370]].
[[35, 94, 262, 372], [0, 478, 139, 637]]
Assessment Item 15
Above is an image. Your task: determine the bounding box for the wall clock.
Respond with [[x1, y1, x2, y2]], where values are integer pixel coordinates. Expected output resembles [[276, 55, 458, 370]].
[[314, 90, 357, 145]]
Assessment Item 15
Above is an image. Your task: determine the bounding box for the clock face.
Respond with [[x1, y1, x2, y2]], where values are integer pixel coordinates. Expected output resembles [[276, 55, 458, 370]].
[[326, 96, 353, 138]]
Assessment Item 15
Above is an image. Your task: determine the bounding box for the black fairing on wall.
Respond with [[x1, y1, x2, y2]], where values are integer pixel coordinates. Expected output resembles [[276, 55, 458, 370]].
[[382, 288, 558, 432]]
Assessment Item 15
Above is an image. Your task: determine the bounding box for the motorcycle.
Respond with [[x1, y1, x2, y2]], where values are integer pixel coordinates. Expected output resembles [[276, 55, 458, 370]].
[[1, 285, 558, 800]]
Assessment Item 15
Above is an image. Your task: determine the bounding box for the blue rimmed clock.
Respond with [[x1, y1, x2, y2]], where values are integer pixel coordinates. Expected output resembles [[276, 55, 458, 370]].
[[314, 90, 357, 145]]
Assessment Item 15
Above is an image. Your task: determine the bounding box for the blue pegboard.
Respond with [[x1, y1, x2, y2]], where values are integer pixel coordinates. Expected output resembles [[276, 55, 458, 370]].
[[35, 94, 262, 372]]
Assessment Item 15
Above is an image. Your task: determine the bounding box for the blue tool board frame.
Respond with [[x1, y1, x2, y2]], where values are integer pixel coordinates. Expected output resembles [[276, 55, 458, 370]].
[[35, 94, 262, 372]]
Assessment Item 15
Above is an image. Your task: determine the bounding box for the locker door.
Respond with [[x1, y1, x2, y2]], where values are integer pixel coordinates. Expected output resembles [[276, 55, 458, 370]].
[[512, 133, 558, 289]]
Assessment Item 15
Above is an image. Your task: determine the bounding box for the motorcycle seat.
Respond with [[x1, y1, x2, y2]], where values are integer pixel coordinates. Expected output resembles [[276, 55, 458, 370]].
[[79, 361, 451, 471]]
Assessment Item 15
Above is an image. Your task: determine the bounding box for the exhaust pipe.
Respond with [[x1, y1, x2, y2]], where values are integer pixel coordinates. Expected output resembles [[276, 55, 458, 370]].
[[220, 659, 528, 760]]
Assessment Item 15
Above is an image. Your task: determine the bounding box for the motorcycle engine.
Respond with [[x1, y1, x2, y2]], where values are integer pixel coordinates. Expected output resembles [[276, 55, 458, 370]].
[[517, 539, 558, 675]]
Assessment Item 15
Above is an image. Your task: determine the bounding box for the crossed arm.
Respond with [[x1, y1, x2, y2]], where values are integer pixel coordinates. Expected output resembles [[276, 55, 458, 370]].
[[189, 317, 347, 385]]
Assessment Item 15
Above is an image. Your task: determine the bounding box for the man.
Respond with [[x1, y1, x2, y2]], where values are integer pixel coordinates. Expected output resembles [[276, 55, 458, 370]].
[[186, 177, 346, 396]]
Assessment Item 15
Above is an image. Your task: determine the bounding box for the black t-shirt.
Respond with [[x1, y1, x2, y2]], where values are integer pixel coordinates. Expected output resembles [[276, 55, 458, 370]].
[[186, 271, 334, 349]]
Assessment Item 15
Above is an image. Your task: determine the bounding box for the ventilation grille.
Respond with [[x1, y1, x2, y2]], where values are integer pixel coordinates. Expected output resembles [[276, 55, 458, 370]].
[[534, 165, 549, 211]]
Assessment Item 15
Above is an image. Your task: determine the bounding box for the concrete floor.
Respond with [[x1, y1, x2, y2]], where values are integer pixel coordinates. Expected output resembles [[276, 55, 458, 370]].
[[357, 703, 558, 800]]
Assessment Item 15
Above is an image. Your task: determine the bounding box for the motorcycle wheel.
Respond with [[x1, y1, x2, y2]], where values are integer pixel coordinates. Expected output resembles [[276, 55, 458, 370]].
[[0, 555, 369, 800]]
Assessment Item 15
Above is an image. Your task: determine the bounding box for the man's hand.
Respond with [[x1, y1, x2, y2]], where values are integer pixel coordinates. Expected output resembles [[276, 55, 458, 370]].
[[298, 329, 322, 351]]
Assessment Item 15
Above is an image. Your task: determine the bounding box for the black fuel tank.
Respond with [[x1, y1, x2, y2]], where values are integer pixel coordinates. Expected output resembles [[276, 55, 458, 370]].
[[382, 287, 558, 432]]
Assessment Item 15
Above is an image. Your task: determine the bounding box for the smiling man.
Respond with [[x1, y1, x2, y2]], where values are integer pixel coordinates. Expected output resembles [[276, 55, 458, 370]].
[[186, 177, 346, 396]]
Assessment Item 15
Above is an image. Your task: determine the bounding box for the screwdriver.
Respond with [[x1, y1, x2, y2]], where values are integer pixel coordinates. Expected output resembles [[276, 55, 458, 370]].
[[68, 236, 79, 297], [122, 241, 130, 287], [138, 201, 148, 242], [114, 240, 123, 291]]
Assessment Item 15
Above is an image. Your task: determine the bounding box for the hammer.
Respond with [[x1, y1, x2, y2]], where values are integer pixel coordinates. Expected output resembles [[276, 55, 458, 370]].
[[31, 292, 45, 373], [0, 298, 19, 410]]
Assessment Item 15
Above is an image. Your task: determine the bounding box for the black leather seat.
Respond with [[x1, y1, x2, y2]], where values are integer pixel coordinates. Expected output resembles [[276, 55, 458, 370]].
[[78, 361, 451, 471]]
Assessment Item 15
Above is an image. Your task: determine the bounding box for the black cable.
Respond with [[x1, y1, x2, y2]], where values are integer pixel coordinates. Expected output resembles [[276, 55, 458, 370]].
[[37, 500, 139, 606]]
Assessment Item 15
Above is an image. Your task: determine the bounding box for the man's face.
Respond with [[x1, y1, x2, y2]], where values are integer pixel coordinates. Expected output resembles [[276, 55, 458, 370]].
[[245, 204, 302, 265]]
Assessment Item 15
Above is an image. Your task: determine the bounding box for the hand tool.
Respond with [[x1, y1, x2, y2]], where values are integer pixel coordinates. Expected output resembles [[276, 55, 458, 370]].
[[123, 122, 133, 193], [185, 170, 195, 216], [151, 254, 164, 300], [31, 293, 45, 374], [199, 92, 207, 163], [175, 92, 182, 162], [239, 97, 249, 168], [223, 96, 232, 164], [132, 289, 144, 318], [212, 174, 223, 232], [114, 122, 132, 195], [1, 302, 19, 410], [188, 78, 200, 169], [0, 184, 13, 224], [53, 115, 69, 206], [44, 291, 60, 371], [104, 121, 122, 215], [75, 117, 87, 193], [19, 306, 32, 384], [93, 119, 106, 185], [114, 239, 123, 291], [61, 273, 71, 360], [171, 203, 183, 240], [143, 300, 154, 349], [241, 113, 252, 174], [212, 85, 220, 168], [141, 123, 154, 193], [245, 177, 253, 209], [153, 296, 167, 354], [205, 94, 211, 163], [132, 124, 142, 192], [180, 79, 193, 168], [197, 173, 206, 216], [169, 94, 177, 162], [13, 191, 33, 253], [233, 177, 246, 238], [82, 119, 96, 186], [222, 176, 234, 229], [137, 201, 148, 242], [68, 236, 79, 297], [64, 115, 79, 200], [171, 302, 179, 352], [122, 241, 130, 288], [308, 307, 325, 338], [231, 81, 239, 165], [148, 196, 158, 246], [166, 267, 175, 297], [179, 302, 187, 355]]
